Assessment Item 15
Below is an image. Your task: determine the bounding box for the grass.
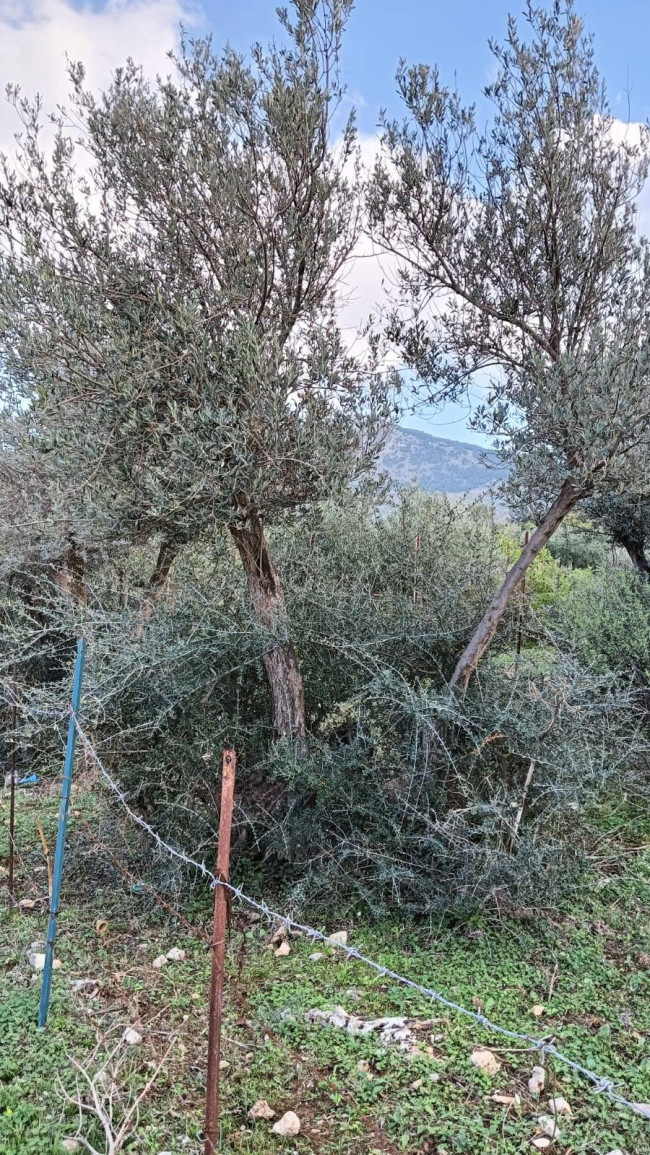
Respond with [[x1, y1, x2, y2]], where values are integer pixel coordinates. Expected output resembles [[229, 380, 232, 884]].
[[2, 778, 650, 1154]]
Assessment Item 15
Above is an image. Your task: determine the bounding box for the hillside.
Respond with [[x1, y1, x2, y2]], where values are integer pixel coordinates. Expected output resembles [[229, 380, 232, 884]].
[[380, 425, 508, 497]]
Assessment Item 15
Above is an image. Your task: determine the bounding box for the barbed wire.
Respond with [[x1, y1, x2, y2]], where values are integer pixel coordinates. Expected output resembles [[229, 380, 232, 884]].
[[72, 716, 650, 1121]]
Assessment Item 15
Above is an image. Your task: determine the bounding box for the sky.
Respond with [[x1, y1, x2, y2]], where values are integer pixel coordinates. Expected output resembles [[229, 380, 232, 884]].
[[1, 0, 650, 446]]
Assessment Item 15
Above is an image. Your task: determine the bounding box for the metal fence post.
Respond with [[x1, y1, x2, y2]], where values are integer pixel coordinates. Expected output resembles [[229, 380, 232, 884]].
[[38, 638, 86, 1028], [203, 748, 236, 1155]]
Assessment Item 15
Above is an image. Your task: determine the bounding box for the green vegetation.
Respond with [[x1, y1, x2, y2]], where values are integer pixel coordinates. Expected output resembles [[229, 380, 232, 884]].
[[2, 785, 650, 1154]]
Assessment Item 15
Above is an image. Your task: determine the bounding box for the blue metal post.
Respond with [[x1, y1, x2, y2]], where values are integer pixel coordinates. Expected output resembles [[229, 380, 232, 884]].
[[38, 638, 86, 1028]]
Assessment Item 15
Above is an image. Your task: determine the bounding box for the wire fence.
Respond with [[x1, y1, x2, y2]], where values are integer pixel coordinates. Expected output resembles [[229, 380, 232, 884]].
[[71, 714, 650, 1122]]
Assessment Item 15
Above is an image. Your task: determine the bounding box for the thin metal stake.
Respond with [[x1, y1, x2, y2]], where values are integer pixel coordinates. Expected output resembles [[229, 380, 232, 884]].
[[38, 638, 86, 1028], [203, 749, 236, 1155], [7, 664, 17, 914]]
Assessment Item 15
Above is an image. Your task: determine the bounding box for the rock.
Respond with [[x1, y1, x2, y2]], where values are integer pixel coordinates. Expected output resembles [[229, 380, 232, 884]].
[[327, 930, 348, 946], [70, 979, 99, 994], [28, 951, 61, 971], [531, 1140, 552, 1151], [270, 924, 289, 945], [166, 947, 186, 962], [531, 1004, 545, 1017], [470, 1046, 502, 1076], [638, 953, 650, 969], [274, 941, 291, 958], [410, 1078, 423, 1090], [272, 1111, 301, 1136], [429, 1072, 440, 1083], [537, 1114, 561, 1139], [18, 898, 37, 910], [528, 1065, 546, 1095], [603, 1150, 625, 1155], [61, 1142, 80, 1153], [309, 952, 324, 961], [152, 954, 168, 969], [548, 1096, 572, 1116], [219, 1060, 230, 1071], [248, 1099, 276, 1120], [492, 1092, 520, 1107], [122, 1027, 143, 1046]]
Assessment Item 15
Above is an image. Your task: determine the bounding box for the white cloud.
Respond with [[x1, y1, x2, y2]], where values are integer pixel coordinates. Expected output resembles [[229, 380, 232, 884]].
[[0, 0, 198, 155]]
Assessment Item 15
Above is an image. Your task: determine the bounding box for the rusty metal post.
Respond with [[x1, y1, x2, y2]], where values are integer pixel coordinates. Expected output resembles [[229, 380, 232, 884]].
[[203, 749, 236, 1155], [7, 666, 17, 913]]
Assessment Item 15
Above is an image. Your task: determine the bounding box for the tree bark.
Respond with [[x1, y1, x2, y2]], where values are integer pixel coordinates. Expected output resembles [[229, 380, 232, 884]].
[[229, 516, 307, 748], [134, 540, 178, 639], [450, 479, 584, 691], [622, 539, 650, 579]]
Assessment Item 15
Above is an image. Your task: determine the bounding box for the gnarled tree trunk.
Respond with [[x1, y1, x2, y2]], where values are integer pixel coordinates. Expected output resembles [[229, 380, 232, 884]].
[[621, 538, 650, 579], [229, 515, 306, 749], [450, 478, 585, 691]]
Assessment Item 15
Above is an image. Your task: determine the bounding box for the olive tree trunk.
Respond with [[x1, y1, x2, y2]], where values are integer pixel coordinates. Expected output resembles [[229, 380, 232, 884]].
[[229, 516, 307, 748], [622, 539, 650, 579], [450, 479, 584, 691]]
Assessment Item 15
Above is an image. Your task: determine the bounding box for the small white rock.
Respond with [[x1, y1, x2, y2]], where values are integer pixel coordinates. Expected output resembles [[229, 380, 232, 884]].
[[122, 1028, 143, 1046], [248, 1099, 276, 1120], [531, 1140, 552, 1151], [61, 1142, 80, 1153], [537, 1114, 561, 1139], [327, 930, 348, 946], [309, 952, 324, 961], [275, 941, 291, 957], [28, 952, 61, 971], [528, 1065, 546, 1095], [470, 1046, 502, 1076], [152, 954, 168, 969], [166, 947, 186, 962], [272, 1111, 301, 1136], [548, 1095, 572, 1116]]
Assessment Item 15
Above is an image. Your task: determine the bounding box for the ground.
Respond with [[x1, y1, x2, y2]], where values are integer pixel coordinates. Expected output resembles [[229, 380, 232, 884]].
[[2, 777, 650, 1154]]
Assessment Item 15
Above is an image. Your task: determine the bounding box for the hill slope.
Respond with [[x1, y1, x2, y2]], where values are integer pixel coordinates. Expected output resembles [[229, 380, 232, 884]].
[[379, 425, 507, 496]]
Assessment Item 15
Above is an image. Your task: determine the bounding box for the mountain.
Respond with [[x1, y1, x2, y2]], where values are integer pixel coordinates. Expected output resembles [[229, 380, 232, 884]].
[[379, 426, 508, 498]]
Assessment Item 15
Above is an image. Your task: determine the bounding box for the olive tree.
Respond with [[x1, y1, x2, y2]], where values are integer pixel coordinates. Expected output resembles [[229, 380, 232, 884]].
[[368, 0, 650, 689], [585, 493, 650, 577], [0, 0, 390, 744]]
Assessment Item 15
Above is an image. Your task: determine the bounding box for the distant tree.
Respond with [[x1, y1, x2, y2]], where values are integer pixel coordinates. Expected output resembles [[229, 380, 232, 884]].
[[0, 0, 390, 745], [368, 0, 650, 689]]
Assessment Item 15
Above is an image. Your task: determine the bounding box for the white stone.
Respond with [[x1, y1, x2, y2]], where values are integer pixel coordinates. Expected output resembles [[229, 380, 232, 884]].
[[272, 1111, 301, 1137], [122, 1028, 143, 1046], [327, 930, 348, 946], [248, 1099, 276, 1120], [61, 1142, 80, 1153], [470, 1046, 502, 1076], [309, 952, 324, 961], [528, 1065, 546, 1095], [274, 941, 291, 957], [152, 954, 168, 969], [548, 1096, 572, 1116], [166, 947, 186, 962], [537, 1114, 561, 1139]]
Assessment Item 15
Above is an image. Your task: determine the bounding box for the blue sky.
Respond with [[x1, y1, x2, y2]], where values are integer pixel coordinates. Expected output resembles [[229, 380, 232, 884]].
[[200, 1, 650, 133]]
